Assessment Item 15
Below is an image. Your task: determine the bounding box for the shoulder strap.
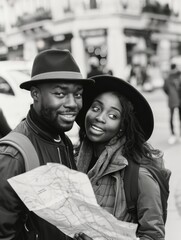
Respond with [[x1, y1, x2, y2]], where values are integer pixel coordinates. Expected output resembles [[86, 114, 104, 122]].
[[0, 132, 39, 171], [124, 160, 171, 224], [143, 164, 171, 223], [124, 160, 139, 220]]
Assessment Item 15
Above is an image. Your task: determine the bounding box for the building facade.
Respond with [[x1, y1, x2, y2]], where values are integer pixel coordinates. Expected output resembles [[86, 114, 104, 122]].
[[1, 0, 181, 78]]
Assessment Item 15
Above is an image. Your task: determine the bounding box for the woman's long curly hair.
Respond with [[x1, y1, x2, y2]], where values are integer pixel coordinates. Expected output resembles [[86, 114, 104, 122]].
[[117, 93, 162, 164]]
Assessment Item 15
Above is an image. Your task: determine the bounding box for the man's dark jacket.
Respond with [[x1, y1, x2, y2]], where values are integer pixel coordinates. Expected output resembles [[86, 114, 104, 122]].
[[0, 107, 76, 240], [0, 108, 11, 138]]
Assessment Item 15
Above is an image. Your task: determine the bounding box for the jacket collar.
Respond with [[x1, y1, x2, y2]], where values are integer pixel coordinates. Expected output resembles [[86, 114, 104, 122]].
[[26, 107, 67, 143], [77, 136, 128, 181]]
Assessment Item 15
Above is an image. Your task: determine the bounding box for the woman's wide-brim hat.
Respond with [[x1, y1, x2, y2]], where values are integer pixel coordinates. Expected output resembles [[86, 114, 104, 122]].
[[20, 49, 94, 90], [76, 75, 154, 141]]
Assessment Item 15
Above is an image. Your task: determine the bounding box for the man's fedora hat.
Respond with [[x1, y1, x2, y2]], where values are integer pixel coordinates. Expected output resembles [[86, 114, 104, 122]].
[[76, 75, 154, 141], [20, 49, 94, 90]]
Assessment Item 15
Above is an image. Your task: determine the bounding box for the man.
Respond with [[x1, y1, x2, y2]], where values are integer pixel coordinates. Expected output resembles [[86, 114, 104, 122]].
[[163, 63, 181, 144], [87, 56, 104, 78], [0, 49, 94, 240]]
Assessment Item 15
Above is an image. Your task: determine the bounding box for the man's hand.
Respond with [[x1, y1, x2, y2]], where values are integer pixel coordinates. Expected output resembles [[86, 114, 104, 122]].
[[74, 232, 93, 240]]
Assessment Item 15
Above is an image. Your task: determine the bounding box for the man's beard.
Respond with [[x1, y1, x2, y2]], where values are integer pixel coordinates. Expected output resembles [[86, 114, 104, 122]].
[[40, 107, 64, 132]]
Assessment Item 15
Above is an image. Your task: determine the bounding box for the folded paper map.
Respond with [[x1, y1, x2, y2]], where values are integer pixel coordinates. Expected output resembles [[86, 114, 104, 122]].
[[8, 163, 137, 240]]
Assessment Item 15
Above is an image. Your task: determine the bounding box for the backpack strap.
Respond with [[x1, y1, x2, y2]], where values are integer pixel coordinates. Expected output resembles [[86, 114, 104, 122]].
[[0, 132, 39, 171], [143, 164, 171, 223], [124, 159, 171, 224], [124, 160, 140, 221]]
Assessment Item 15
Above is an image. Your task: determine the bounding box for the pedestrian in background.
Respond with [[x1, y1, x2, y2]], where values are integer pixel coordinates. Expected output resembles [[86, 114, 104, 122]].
[[0, 108, 11, 138], [75, 75, 170, 240], [87, 56, 104, 78], [0, 49, 95, 240], [163, 63, 181, 144]]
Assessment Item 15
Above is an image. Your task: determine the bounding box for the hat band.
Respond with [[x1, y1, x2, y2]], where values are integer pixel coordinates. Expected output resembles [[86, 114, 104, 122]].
[[32, 71, 83, 81]]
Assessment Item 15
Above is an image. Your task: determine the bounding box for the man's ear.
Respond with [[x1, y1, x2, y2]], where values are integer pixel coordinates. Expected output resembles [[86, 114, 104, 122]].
[[30, 86, 40, 101]]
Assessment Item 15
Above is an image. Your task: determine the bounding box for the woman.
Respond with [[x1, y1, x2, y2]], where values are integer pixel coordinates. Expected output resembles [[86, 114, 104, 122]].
[[75, 75, 169, 240]]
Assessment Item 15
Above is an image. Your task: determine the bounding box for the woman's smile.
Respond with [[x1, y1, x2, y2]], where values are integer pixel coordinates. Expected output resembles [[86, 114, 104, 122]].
[[90, 124, 104, 133]]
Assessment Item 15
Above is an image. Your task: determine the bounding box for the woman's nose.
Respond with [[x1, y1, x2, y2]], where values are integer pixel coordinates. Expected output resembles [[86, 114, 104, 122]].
[[95, 113, 106, 123]]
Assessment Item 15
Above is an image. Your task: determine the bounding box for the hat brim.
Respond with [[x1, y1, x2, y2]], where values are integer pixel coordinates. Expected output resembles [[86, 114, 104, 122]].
[[76, 75, 154, 141], [20, 78, 95, 90]]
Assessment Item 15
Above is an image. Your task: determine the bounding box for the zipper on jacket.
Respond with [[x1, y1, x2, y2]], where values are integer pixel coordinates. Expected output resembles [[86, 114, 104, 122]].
[[66, 145, 73, 169], [113, 174, 121, 216], [57, 147, 62, 164], [57, 146, 73, 169]]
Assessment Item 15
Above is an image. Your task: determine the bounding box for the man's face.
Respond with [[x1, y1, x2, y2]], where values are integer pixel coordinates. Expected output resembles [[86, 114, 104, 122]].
[[33, 82, 83, 132]]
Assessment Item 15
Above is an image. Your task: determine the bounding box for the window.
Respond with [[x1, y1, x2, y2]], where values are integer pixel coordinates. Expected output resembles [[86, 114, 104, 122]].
[[0, 77, 14, 95]]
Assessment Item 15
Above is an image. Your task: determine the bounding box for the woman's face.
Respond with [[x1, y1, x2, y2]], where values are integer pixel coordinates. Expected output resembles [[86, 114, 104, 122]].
[[85, 92, 122, 143]]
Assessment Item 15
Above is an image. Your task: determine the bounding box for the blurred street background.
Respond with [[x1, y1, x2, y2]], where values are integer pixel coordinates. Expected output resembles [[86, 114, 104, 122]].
[[143, 89, 181, 240], [0, 0, 181, 239]]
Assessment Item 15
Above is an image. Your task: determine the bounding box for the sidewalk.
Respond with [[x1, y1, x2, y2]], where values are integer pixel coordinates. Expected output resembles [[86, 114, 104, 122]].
[[164, 142, 181, 240], [142, 89, 181, 239]]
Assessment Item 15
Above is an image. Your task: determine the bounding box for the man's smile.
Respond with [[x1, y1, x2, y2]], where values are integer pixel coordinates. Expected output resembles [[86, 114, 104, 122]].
[[59, 113, 77, 122]]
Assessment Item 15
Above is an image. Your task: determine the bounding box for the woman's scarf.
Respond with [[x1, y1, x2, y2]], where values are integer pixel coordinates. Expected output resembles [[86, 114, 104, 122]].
[[77, 135, 128, 183]]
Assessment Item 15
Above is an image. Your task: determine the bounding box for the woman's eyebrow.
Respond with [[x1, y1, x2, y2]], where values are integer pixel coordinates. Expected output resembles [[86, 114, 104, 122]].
[[111, 106, 121, 114], [93, 99, 103, 105]]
